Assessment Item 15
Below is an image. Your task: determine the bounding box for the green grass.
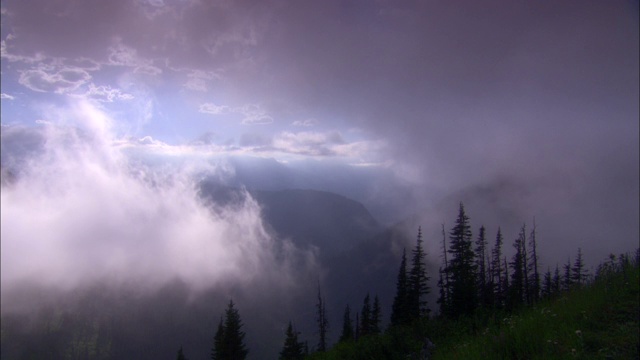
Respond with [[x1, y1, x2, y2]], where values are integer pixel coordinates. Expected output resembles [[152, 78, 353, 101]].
[[431, 264, 639, 360], [308, 261, 639, 360]]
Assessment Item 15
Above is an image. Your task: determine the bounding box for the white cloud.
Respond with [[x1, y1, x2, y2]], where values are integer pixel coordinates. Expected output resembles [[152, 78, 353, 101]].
[[199, 102, 274, 125], [0, 38, 46, 64], [272, 131, 344, 156], [107, 39, 162, 75], [199, 102, 230, 115], [18, 66, 91, 94], [292, 119, 317, 127], [242, 113, 274, 125], [82, 84, 134, 102], [1, 93, 15, 100], [184, 69, 220, 92], [0, 100, 313, 301], [238, 104, 273, 125]]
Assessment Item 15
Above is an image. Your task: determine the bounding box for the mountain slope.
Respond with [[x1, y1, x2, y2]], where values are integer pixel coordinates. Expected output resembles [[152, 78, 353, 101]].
[[252, 189, 381, 257]]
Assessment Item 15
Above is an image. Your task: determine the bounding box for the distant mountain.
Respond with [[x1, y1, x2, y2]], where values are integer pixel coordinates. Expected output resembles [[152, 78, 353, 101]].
[[198, 181, 383, 258], [251, 189, 382, 257]]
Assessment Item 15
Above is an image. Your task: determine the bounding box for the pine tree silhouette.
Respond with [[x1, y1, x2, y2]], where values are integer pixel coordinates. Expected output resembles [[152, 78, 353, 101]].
[[212, 300, 248, 360], [316, 285, 329, 352], [509, 225, 526, 309], [279, 322, 304, 360], [371, 295, 382, 335], [447, 203, 477, 317], [360, 294, 371, 337], [475, 225, 489, 308], [490, 228, 505, 309], [571, 248, 587, 288], [339, 305, 353, 342], [391, 248, 410, 326], [176, 346, 188, 360], [409, 227, 430, 318]]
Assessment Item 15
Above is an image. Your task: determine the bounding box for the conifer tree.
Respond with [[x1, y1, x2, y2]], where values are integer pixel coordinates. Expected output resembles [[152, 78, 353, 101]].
[[409, 227, 430, 318], [280, 322, 304, 360], [503, 257, 510, 300], [563, 257, 573, 291], [527, 219, 540, 303], [485, 255, 494, 308], [437, 267, 448, 316], [521, 224, 531, 305], [212, 300, 248, 360], [475, 225, 489, 308], [224, 301, 248, 360], [177, 346, 188, 360], [552, 265, 561, 295], [571, 248, 587, 288], [391, 249, 410, 326], [446, 202, 477, 317], [542, 268, 552, 300], [371, 296, 382, 335], [360, 294, 371, 337], [339, 305, 353, 343], [212, 318, 225, 360], [508, 225, 526, 308], [437, 224, 451, 317], [354, 313, 360, 341], [490, 228, 504, 308], [316, 286, 329, 352]]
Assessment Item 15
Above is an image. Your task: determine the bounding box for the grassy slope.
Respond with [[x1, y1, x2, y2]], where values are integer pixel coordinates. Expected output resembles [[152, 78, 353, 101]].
[[307, 261, 639, 360], [432, 263, 639, 360]]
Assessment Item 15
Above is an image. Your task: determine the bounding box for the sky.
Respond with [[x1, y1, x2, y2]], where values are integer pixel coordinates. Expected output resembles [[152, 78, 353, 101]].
[[1, 0, 639, 307]]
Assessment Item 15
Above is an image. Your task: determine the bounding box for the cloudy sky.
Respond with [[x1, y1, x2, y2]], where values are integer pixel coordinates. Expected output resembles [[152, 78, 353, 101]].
[[1, 0, 639, 299]]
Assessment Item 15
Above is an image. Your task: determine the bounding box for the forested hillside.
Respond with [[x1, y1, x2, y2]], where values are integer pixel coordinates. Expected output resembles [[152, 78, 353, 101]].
[[2, 199, 637, 360]]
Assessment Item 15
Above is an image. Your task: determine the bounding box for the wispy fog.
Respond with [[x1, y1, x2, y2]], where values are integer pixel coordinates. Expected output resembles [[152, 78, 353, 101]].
[[1, 100, 316, 313]]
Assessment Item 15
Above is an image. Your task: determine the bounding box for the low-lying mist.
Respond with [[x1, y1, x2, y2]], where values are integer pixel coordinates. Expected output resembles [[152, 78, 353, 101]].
[[0, 100, 317, 315]]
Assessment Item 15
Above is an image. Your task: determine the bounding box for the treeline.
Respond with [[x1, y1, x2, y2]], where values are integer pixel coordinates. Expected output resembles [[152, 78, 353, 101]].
[[182, 202, 638, 360]]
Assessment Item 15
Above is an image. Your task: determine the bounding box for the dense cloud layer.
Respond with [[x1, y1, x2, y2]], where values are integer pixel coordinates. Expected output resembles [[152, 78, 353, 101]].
[[0, 101, 317, 313]]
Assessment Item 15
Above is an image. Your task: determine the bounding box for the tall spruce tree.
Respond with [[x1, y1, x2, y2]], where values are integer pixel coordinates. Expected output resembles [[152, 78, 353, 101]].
[[316, 285, 329, 352], [211, 300, 248, 360], [360, 294, 372, 337], [409, 227, 430, 318], [339, 305, 353, 343], [552, 265, 561, 295], [391, 248, 410, 326], [371, 296, 382, 335], [542, 268, 552, 300], [508, 225, 526, 308], [437, 267, 447, 317], [212, 318, 225, 360], [520, 224, 531, 305], [485, 254, 494, 308], [490, 228, 505, 309], [503, 257, 510, 301], [437, 224, 451, 317], [475, 225, 489, 308], [563, 257, 573, 291], [447, 202, 477, 317], [280, 322, 304, 360], [571, 248, 587, 288], [527, 219, 540, 303], [224, 301, 248, 360], [177, 346, 188, 360]]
